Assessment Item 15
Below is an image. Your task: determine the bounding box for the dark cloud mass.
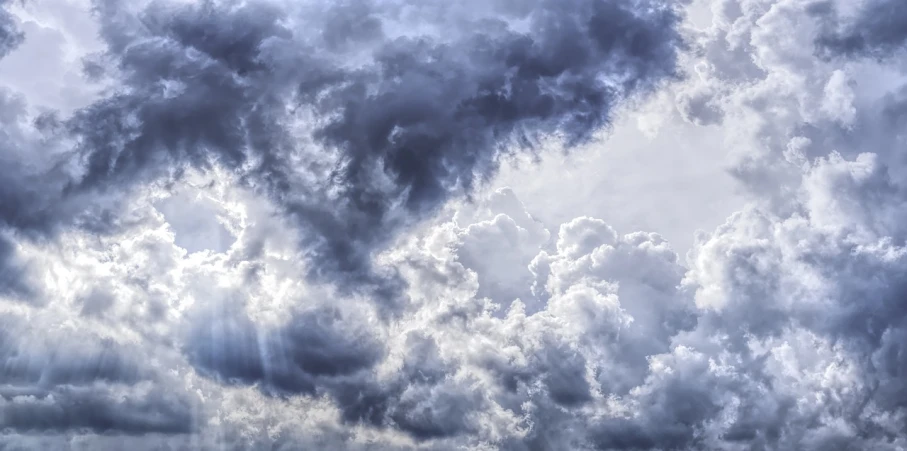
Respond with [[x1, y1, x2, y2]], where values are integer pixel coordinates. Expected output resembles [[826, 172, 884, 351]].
[[62, 0, 681, 284], [0, 315, 196, 434], [0, 0, 22, 59], [187, 304, 383, 394], [0, 0, 677, 297], [813, 0, 907, 59]]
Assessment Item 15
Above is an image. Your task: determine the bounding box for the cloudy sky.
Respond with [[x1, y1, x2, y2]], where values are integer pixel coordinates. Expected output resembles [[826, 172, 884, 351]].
[[1, 0, 907, 449]]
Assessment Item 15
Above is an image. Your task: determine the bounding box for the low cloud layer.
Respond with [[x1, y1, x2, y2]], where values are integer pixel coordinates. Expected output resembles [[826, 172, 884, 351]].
[[3, 0, 907, 449]]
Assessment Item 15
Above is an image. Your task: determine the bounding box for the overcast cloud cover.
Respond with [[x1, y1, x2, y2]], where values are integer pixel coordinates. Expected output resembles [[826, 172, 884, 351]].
[[2, 0, 907, 449]]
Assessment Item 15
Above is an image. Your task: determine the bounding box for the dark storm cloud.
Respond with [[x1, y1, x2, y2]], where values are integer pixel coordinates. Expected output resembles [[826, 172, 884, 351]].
[[0, 87, 67, 301], [0, 0, 23, 59], [0, 0, 685, 435], [0, 235, 32, 300], [186, 303, 480, 440], [0, 315, 197, 434], [1, 386, 194, 434], [187, 303, 384, 395], [813, 0, 907, 59], [540, 343, 592, 406], [188, 302, 482, 441], [328, 332, 478, 440], [55, 0, 682, 289]]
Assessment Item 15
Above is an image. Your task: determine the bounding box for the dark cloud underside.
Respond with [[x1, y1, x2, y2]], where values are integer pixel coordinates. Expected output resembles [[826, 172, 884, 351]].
[[813, 0, 907, 59], [0, 0, 22, 59]]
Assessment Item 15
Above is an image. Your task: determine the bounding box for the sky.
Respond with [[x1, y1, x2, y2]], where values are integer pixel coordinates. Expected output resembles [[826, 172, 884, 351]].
[[1, 0, 907, 449]]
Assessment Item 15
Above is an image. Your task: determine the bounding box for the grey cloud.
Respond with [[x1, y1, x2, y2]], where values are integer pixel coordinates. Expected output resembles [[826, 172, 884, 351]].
[[0, 88, 72, 301], [0, 0, 684, 440], [455, 188, 550, 311], [540, 343, 592, 406], [188, 300, 482, 441], [0, 0, 22, 59], [1, 385, 193, 434], [0, 2, 688, 440], [374, 149, 907, 450], [0, 315, 196, 435], [48, 0, 682, 295], [185, 302, 268, 387], [325, 332, 477, 439], [589, 353, 722, 450], [187, 302, 384, 396], [872, 327, 907, 410], [671, 151, 907, 449], [22, 0, 907, 448], [387, 380, 478, 440], [348, 365, 480, 440], [0, 235, 32, 301], [675, 87, 723, 126], [813, 0, 907, 59]]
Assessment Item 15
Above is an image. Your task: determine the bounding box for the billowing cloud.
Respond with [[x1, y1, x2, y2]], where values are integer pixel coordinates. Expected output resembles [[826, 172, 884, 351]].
[[0, 0, 686, 437], [0, 0, 683, 299], [5, 0, 907, 449]]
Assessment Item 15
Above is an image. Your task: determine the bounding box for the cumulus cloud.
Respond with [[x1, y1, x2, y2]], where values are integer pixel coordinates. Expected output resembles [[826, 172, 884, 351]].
[[5, 0, 907, 449]]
